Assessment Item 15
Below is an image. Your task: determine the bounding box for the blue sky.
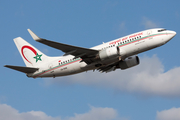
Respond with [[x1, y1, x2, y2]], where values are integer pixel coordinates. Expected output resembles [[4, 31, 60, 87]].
[[1, 0, 180, 120]]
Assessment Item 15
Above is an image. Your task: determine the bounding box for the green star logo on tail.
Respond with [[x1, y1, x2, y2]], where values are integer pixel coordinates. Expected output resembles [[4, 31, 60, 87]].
[[33, 53, 42, 62]]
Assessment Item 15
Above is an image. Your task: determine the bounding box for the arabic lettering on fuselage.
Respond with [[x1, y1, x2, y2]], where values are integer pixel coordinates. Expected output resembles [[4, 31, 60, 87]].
[[109, 32, 143, 45]]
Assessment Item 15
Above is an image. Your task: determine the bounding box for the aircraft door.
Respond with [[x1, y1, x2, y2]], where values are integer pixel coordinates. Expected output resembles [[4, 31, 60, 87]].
[[147, 30, 154, 41], [48, 63, 53, 69], [146, 30, 155, 48], [46, 63, 55, 77], [147, 30, 152, 36]]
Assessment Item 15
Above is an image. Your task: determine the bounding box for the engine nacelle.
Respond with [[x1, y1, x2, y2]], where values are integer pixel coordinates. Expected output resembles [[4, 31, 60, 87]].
[[118, 56, 140, 70], [97, 47, 126, 61], [98, 47, 119, 60]]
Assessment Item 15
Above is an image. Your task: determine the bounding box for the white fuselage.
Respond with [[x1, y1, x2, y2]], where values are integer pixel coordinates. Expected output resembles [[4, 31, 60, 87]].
[[28, 28, 176, 78]]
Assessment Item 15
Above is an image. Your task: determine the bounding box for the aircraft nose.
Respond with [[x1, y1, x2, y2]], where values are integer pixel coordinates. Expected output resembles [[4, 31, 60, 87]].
[[173, 31, 176, 36], [169, 30, 176, 37], [165, 30, 176, 43]]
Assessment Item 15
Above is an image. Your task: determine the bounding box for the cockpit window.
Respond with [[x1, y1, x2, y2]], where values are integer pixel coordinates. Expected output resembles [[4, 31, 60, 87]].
[[158, 29, 166, 32]]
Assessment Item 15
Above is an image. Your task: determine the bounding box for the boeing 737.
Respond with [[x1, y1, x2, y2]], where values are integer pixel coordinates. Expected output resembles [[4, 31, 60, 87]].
[[4, 28, 176, 78]]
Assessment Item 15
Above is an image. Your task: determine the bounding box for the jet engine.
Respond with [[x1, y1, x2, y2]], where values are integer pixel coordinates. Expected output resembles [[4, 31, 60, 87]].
[[97, 46, 126, 60], [117, 56, 140, 70]]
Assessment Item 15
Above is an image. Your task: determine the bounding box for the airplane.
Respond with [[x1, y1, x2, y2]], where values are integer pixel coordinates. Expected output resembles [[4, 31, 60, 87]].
[[4, 28, 176, 78]]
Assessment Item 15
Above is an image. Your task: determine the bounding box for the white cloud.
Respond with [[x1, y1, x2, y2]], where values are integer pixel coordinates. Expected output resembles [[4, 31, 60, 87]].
[[46, 55, 180, 97], [66, 106, 121, 120], [0, 104, 61, 120], [157, 107, 180, 120], [142, 17, 159, 29], [0, 104, 125, 120]]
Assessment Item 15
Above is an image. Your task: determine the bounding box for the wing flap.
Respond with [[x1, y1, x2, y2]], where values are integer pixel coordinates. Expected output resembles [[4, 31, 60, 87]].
[[97, 62, 119, 73], [4, 65, 39, 73]]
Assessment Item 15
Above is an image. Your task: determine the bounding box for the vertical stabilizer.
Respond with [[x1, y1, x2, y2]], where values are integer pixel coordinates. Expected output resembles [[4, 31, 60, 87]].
[[14, 37, 50, 67]]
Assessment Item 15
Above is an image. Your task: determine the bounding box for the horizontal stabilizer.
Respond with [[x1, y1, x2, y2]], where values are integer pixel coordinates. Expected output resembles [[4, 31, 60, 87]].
[[4, 65, 39, 73]]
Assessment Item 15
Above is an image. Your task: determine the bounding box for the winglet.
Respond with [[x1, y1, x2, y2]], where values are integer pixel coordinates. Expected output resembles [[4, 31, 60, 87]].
[[27, 29, 41, 41]]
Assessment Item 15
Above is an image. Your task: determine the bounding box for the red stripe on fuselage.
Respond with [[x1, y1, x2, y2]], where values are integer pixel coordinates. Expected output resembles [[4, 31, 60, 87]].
[[33, 59, 82, 78]]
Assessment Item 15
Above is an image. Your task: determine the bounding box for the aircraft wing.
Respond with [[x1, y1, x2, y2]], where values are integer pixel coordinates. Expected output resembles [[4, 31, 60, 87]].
[[28, 29, 99, 64], [97, 62, 119, 73]]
